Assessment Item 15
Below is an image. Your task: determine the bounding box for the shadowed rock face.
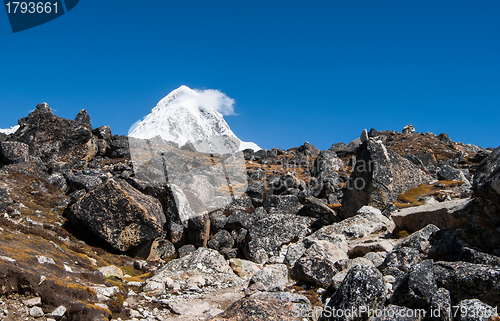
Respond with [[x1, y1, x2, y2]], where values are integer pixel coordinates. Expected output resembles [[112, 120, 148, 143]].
[[473, 146, 500, 218], [66, 178, 165, 252], [341, 140, 432, 218], [9, 105, 97, 164]]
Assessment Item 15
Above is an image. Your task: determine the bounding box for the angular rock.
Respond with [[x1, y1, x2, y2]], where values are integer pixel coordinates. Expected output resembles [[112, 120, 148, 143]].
[[187, 213, 210, 248], [340, 140, 431, 218], [347, 240, 394, 258], [155, 238, 177, 261], [46, 173, 68, 193], [263, 194, 303, 214], [454, 299, 499, 321], [210, 291, 311, 321], [225, 210, 255, 230], [433, 261, 500, 307], [310, 206, 394, 242], [177, 244, 196, 258], [74, 109, 91, 125], [149, 247, 241, 289], [383, 247, 422, 274], [246, 181, 266, 200], [11, 105, 97, 163], [391, 199, 472, 233], [427, 288, 452, 321], [390, 260, 437, 309], [320, 265, 386, 321], [395, 224, 440, 253], [0, 141, 29, 163], [297, 197, 339, 225], [249, 264, 288, 291], [461, 216, 500, 254], [92, 125, 113, 142], [291, 240, 348, 288], [245, 214, 313, 263], [63, 170, 102, 193], [208, 230, 234, 251], [66, 178, 165, 251], [209, 210, 228, 235], [229, 258, 262, 279], [311, 150, 343, 178]]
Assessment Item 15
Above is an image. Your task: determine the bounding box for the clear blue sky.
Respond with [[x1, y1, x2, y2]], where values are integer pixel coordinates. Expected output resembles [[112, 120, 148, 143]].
[[1, 0, 499, 150]]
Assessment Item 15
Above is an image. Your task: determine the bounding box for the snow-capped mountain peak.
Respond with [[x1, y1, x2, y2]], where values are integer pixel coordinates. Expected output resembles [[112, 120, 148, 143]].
[[128, 86, 260, 152]]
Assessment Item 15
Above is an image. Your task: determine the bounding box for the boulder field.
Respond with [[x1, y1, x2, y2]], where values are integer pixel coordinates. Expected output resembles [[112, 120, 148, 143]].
[[0, 104, 498, 320]]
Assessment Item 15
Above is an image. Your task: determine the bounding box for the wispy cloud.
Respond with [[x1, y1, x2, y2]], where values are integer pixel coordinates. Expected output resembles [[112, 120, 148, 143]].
[[194, 88, 236, 116]]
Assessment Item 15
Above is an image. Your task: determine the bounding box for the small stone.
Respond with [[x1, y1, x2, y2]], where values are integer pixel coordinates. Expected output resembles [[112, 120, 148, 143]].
[[47, 305, 66, 318], [36, 255, 55, 265], [99, 265, 124, 279], [29, 306, 44, 317], [23, 297, 41, 307]]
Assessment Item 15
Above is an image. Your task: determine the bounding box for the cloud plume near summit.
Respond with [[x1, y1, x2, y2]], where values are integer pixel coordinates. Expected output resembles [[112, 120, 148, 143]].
[[193, 88, 236, 116]]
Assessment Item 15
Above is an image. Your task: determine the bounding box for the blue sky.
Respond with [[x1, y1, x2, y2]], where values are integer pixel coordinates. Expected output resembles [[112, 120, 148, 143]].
[[1, 0, 499, 150]]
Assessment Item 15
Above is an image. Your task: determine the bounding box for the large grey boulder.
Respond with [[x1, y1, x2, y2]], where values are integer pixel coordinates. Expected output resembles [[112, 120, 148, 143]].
[[291, 240, 348, 288], [245, 214, 313, 264], [390, 260, 437, 309], [0, 141, 29, 163], [210, 291, 311, 321], [433, 261, 500, 307], [249, 264, 288, 291], [391, 199, 472, 233], [319, 265, 387, 321], [149, 247, 241, 290], [340, 139, 431, 218], [66, 178, 165, 251], [309, 206, 394, 242]]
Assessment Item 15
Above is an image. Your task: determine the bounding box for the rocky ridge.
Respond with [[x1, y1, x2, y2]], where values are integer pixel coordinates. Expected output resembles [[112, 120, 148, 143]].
[[0, 104, 499, 320]]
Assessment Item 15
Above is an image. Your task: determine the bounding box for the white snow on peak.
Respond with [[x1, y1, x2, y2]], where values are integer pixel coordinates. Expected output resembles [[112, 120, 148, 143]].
[[129, 86, 260, 151], [0, 125, 19, 135]]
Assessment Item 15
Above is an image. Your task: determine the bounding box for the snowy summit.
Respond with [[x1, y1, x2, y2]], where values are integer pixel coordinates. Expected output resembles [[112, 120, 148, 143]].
[[128, 85, 260, 151]]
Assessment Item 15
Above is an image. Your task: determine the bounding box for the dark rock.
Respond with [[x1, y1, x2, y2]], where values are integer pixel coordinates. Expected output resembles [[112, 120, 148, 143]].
[[369, 128, 379, 137], [108, 135, 129, 158], [35, 102, 52, 113], [11, 105, 97, 163], [46, 173, 68, 193], [468, 149, 491, 164], [0, 141, 29, 163], [461, 216, 500, 254], [63, 170, 102, 193], [111, 148, 130, 158], [340, 140, 431, 218], [438, 133, 453, 144], [245, 214, 313, 263], [311, 150, 343, 178], [0, 188, 12, 213], [395, 224, 440, 253], [208, 230, 234, 251], [383, 247, 422, 274], [186, 213, 210, 248], [263, 195, 303, 214], [329, 142, 349, 157], [66, 178, 165, 252], [225, 210, 254, 230], [290, 141, 320, 157], [169, 222, 185, 247], [438, 165, 470, 183], [74, 109, 91, 126], [473, 146, 500, 218], [433, 261, 500, 307], [231, 228, 248, 246], [390, 260, 437, 309], [454, 299, 499, 321], [427, 288, 452, 321], [210, 291, 311, 321], [178, 244, 196, 258], [68, 189, 86, 204], [96, 139, 108, 156], [92, 125, 113, 142], [291, 240, 348, 288], [297, 197, 338, 225], [319, 265, 386, 321], [246, 181, 266, 199], [209, 210, 228, 235], [155, 238, 177, 261]]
